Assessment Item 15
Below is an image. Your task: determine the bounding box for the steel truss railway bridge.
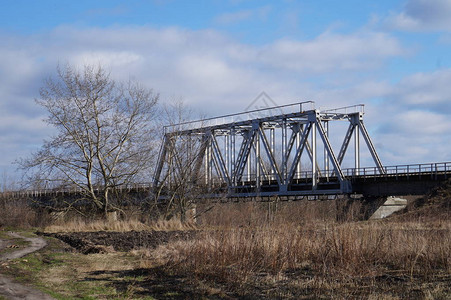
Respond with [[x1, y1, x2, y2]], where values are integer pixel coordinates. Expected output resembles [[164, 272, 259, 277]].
[[1, 102, 449, 203], [154, 102, 450, 200]]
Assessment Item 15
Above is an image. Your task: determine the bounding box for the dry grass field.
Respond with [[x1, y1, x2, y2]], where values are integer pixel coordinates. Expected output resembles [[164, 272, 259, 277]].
[[0, 181, 450, 299], [143, 221, 450, 299]]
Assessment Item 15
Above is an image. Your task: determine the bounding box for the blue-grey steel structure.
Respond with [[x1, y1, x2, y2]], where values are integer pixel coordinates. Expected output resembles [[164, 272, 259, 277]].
[[153, 102, 388, 198]]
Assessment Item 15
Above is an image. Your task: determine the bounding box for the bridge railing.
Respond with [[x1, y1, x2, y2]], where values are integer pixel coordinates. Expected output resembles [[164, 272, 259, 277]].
[[221, 162, 451, 183], [343, 162, 451, 179], [323, 104, 365, 115], [164, 101, 316, 134], [0, 182, 153, 199], [249, 162, 451, 181]]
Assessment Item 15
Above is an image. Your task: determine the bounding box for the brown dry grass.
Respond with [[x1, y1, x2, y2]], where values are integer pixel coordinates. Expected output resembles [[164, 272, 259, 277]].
[[0, 197, 50, 228], [197, 199, 362, 228], [143, 220, 451, 298], [2, 183, 450, 298], [44, 217, 197, 233], [152, 221, 451, 277]]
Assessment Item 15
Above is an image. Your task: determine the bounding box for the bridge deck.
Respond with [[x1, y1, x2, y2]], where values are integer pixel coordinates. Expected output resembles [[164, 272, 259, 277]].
[[0, 162, 451, 198], [195, 162, 451, 197], [2, 163, 449, 200]]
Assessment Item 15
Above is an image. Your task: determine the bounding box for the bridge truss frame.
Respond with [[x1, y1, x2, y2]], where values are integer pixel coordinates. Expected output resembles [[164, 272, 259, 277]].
[[153, 102, 386, 198]]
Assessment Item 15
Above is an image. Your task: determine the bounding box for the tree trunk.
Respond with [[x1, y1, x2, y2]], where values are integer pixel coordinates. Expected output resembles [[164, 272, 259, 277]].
[[103, 188, 110, 219], [179, 208, 186, 223]]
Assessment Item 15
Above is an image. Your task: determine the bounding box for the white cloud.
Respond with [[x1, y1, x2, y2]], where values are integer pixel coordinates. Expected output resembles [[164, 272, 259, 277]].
[[368, 69, 451, 165], [71, 51, 143, 69], [0, 112, 53, 175], [215, 10, 253, 24], [394, 110, 451, 135], [0, 24, 449, 175], [215, 5, 271, 25], [258, 32, 405, 73], [385, 0, 451, 31], [393, 69, 451, 107]]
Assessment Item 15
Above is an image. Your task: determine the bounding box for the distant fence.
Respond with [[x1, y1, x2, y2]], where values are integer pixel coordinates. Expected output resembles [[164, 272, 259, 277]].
[[0, 182, 153, 199]]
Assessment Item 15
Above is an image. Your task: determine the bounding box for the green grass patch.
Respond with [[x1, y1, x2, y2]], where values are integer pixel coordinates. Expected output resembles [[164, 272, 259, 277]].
[[1, 233, 151, 299], [0, 231, 11, 239]]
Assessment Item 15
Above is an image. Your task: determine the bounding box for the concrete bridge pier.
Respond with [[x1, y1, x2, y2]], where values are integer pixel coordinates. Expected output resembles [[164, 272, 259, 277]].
[[369, 196, 408, 219], [336, 195, 416, 221]]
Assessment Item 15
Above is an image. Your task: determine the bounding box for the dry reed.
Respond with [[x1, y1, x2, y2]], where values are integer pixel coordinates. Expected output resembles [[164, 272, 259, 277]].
[[0, 197, 50, 228], [44, 217, 197, 233], [150, 221, 451, 284]]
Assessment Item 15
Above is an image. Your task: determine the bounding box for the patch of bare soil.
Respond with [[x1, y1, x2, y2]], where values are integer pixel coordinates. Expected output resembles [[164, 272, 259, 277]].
[[0, 232, 54, 300], [41, 230, 196, 254], [0, 232, 48, 261], [84, 267, 234, 300]]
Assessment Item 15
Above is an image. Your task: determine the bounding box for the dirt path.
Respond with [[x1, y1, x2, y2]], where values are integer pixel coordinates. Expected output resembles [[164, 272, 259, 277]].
[[0, 232, 54, 300], [0, 239, 7, 252]]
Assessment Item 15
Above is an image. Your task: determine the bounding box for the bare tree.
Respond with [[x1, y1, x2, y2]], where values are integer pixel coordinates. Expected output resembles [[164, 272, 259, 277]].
[[19, 64, 159, 217]]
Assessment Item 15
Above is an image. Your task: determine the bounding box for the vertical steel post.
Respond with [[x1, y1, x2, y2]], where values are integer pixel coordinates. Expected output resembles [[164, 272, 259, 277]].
[[296, 124, 301, 179], [188, 135, 192, 180], [225, 133, 230, 174], [282, 118, 287, 183], [324, 121, 329, 180], [311, 119, 317, 190], [299, 124, 304, 178], [168, 146, 173, 190], [205, 139, 212, 186], [255, 125, 261, 191], [231, 128, 236, 185], [247, 132, 252, 182], [204, 139, 208, 185], [270, 127, 275, 181], [354, 124, 360, 175]]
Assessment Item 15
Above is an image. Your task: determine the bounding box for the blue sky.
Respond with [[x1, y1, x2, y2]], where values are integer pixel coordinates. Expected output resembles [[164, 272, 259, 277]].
[[1, 0, 451, 186]]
